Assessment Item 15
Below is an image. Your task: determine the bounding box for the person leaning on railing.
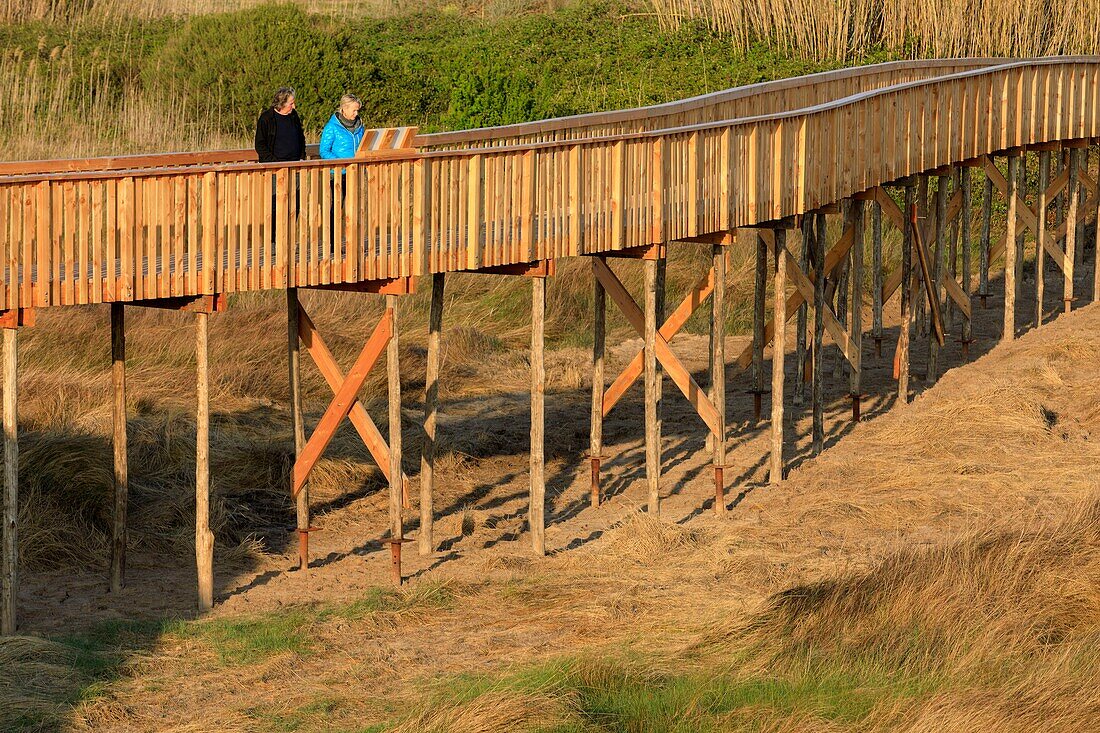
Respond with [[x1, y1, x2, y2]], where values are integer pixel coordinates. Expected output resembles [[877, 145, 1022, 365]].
[[318, 94, 365, 160], [255, 86, 306, 163]]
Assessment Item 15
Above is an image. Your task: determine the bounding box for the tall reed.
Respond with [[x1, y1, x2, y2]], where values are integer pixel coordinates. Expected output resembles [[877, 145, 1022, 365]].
[[649, 0, 1100, 61]]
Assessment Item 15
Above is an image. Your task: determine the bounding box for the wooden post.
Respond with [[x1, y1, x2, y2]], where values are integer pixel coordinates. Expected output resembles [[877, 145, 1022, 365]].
[[711, 243, 727, 515], [420, 273, 444, 555], [655, 256, 666, 470], [960, 167, 973, 357], [1036, 151, 1050, 327], [849, 200, 864, 420], [590, 261, 604, 508], [979, 171, 992, 307], [1, 327, 17, 634], [1015, 155, 1027, 292], [1076, 150, 1087, 269], [387, 294, 405, 577], [644, 258, 660, 514], [530, 277, 546, 553], [794, 216, 811, 406], [195, 311, 214, 611], [1065, 149, 1079, 314], [946, 170, 960, 333], [769, 228, 787, 484], [1004, 154, 1019, 341], [927, 174, 948, 383], [812, 210, 826, 455], [871, 199, 883, 358], [287, 289, 309, 569], [110, 303, 128, 592], [1095, 148, 1100, 302], [916, 175, 929, 335], [751, 235, 766, 423], [833, 204, 850, 382], [899, 184, 915, 404]]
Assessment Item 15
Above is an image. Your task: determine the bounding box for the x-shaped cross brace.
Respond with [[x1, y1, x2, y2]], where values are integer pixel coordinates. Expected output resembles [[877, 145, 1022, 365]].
[[734, 226, 858, 371], [875, 187, 972, 321], [592, 257, 720, 436], [292, 304, 410, 502]]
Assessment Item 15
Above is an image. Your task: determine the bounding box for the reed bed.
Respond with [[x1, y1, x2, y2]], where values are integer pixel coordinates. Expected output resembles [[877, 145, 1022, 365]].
[[649, 0, 1100, 60]]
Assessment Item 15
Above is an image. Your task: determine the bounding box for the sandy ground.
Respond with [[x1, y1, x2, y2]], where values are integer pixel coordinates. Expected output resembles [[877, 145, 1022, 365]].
[[16, 252, 1100, 639]]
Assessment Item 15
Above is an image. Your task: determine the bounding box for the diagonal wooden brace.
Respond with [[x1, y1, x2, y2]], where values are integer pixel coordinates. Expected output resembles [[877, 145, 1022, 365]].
[[298, 305, 410, 505], [602, 263, 714, 417], [782, 248, 857, 365], [734, 225, 855, 370], [592, 258, 720, 436], [293, 309, 393, 497]]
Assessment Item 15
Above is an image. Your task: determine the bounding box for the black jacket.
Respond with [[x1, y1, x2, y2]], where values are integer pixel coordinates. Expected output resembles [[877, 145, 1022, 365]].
[[254, 107, 306, 163]]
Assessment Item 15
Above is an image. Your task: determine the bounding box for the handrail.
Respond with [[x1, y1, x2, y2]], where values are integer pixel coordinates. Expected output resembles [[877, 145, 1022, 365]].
[[0, 57, 1098, 314], [0, 58, 1007, 177]]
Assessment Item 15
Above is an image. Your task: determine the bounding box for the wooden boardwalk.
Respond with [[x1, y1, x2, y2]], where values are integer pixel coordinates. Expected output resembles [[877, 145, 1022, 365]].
[[3, 57, 1100, 630]]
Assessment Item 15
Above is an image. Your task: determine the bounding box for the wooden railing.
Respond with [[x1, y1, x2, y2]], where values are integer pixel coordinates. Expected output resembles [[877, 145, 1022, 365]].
[[0, 58, 1097, 312]]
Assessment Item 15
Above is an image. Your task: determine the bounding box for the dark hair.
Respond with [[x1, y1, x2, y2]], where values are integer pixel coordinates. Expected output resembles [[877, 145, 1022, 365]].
[[272, 86, 296, 111]]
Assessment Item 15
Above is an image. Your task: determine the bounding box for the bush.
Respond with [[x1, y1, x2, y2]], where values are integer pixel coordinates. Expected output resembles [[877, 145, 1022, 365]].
[[147, 4, 344, 136]]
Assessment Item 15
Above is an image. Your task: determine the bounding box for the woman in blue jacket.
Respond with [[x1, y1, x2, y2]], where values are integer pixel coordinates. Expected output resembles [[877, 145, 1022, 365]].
[[319, 94, 366, 159]]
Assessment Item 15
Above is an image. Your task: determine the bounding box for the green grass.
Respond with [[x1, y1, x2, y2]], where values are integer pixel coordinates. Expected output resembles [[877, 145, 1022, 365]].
[[409, 648, 947, 732]]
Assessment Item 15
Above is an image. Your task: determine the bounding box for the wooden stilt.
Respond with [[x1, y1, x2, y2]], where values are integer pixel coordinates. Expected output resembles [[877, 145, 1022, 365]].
[[1014, 155, 1027, 295], [195, 311, 214, 611], [1095, 148, 1100, 301], [960, 167, 973, 358], [654, 257, 666, 473], [1065, 149, 1079, 314], [590, 261, 604, 508], [916, 175, 930, 335], [1, 328, 17, 634], [644, 258, 660, 514], [530, 277, 546, 553], [1036, 152, 1050, 327], [898, 184, 916, 404], [751, 236, 766, 423], [1004, 155, 1020, 341], [712, 244, 727, 515], [386, 294, 405, 579], [980, 171, 993, 307], [871, 200, 883, 358], [927, 173, 948, 383], [812, 210, 826, 455], [420, 273, 444, 555], [945, 170, 961, 333], [849, 200, 864, 420], [769, 228, 787, 484], [833, 205, 850, 382], [1076, 150, 1087, 268], [794, 216, 811, 406], [287, 289, 309, 570], [110, 303, 128, 592]]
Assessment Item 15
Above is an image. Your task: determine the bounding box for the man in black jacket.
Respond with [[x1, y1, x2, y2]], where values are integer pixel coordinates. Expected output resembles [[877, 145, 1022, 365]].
[[255, 87, 306, 162]]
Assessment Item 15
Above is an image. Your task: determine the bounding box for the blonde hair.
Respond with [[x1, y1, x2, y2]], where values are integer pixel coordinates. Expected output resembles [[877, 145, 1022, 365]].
[[338, 94, 361, 110]]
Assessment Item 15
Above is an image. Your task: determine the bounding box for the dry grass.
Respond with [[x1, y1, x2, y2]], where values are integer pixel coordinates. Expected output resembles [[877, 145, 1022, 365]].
[[649, 0, 1100, 60]]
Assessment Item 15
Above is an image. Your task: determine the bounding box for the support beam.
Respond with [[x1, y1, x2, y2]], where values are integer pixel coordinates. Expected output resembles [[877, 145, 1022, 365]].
[[849, 199, 864, 420], [871, 199, 883, 357], [770, 229, 787, 484], [1065, 148, 1079, 314], [927, 173, 948, 383], [287, 290, 309, 570], [711, 244, 726, 515], [387, 295, 405, 580], [590, 262, 604, 508], [420, 273, 444, 555], [812, 211, 826, 455], [960, 167, 973, 357], [795, 217, 811, 406], [1004, 154, 1020, 341], [195, 312, 214, 611], [111, 303, 128, 592], [897, 184, 916, 404], [530, 276, 546, 553], [1, 328, 17, 634], [644, 258, 660, 514], [980, 172, 992, 306], [1036, 152, 1050, 326], [751, 236, 766, 423]]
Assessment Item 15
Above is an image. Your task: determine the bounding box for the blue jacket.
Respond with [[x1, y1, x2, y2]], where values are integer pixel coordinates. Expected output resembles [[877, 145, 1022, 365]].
[[318, 113, 366, 160]]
